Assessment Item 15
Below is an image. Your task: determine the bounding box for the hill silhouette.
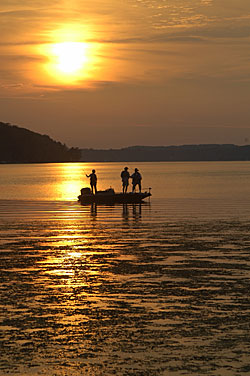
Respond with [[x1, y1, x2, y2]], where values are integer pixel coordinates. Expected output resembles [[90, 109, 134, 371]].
[[81, 144, 250, 162], [0, 122, 81, 163], [2, 121, 250, 163]]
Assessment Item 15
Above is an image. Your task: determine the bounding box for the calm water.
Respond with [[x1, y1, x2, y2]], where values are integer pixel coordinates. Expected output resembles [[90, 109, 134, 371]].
[[1, 162, 250, 376]]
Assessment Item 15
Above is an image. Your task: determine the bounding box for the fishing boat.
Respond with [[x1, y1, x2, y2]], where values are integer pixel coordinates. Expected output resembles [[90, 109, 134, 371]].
[[78, 187, 151, 204]]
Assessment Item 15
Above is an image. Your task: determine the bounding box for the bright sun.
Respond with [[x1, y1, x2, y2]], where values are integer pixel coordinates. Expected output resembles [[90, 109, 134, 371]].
[[40, 39, 96, 84], [52, 42, 88, 74], [36, 26, 101, 86]]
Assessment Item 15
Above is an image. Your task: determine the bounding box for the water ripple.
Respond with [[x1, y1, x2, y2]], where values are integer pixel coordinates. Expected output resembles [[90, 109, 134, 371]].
[[0, 200, 250, 375]]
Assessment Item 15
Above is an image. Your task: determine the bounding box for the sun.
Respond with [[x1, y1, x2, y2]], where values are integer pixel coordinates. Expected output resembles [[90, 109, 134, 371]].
[[51, 42, 88, 74], [40, 38, 98, 85], [35, 25, 102, 86]]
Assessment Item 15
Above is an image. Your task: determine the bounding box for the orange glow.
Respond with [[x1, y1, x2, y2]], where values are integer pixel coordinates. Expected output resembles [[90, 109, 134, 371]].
[[37, 25, 101, 86], [43, 41, 95, 84], [54, 163, 85, 201], [51, 42, 89, 74]]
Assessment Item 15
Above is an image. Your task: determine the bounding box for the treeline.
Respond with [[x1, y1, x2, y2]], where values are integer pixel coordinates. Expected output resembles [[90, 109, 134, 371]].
[[0, 122, 81, 163], [81, 144, 250, 162], [2, 121, 250, 163]]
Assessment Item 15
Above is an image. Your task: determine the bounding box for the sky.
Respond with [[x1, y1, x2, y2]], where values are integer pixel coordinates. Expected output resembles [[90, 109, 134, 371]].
[[1, 0, 250, 148]]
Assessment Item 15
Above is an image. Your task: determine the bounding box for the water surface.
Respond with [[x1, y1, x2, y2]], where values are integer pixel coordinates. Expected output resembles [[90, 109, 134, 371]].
[[1, 162, 250, 375]]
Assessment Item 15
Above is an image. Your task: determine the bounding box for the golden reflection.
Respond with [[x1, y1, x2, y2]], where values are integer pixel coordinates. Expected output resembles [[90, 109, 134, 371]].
[[37, 25, 100, 86], [67, 251, 83, 258], [55, 163, 86, 201], [36, 201, 114, 291], [59, 180, 82, 201]]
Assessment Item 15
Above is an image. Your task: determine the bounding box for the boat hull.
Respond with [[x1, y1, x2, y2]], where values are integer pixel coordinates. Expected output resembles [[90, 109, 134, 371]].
[[78, 192, 151, 204]]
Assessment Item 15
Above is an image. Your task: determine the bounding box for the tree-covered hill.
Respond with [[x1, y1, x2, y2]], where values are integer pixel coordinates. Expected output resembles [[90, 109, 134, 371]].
[[0, 122, 81, 163], [80, 144, 250, 162]]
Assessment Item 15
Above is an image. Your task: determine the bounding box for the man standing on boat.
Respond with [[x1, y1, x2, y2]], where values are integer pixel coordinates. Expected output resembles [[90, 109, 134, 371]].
[[131, 168, 142, 193], [121, 167, 130, 194], [86, 169, 97, 194]]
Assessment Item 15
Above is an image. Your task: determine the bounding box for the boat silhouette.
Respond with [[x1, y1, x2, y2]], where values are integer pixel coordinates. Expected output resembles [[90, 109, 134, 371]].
[[78, 187, 151, 204]]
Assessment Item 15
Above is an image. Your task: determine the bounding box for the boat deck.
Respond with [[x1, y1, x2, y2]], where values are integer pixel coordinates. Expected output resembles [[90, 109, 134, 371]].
[[78, 191, 151, 204]]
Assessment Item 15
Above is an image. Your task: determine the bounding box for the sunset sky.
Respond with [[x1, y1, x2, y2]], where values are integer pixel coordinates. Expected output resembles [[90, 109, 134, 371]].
[[1, 0, 250, 148]]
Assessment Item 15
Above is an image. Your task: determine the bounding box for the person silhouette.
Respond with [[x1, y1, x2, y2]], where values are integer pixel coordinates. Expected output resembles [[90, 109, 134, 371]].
[[121, 167, 130, 193], [86, 169, 97, 194], [130, 168, 142, 193]]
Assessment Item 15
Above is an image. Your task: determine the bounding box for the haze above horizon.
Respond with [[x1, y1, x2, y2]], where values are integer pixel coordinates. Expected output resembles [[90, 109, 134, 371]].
[[0, 0, 250, 149]]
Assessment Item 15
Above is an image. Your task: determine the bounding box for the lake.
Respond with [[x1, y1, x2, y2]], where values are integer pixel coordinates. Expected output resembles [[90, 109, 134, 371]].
[[1, 162, 250, 375]]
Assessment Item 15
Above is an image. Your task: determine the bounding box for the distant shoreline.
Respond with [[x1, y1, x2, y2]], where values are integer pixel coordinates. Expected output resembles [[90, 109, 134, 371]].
[[1, 122, 250, 163], [2, 160, 250, 164], [79, 144, 250, 162]]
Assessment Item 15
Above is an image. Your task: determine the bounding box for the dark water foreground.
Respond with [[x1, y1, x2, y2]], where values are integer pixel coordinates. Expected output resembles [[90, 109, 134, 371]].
[[0, 199, 250, 376]]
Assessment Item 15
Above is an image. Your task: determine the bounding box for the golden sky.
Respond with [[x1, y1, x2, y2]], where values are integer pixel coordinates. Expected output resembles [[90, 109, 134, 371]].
[[1, 0, 250, 147]]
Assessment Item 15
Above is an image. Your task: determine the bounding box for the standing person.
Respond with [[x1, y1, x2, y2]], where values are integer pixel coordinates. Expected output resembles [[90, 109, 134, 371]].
[[131, 168, 142, 193], [86, 169, 97, 194], [121, 167, 130, 193]]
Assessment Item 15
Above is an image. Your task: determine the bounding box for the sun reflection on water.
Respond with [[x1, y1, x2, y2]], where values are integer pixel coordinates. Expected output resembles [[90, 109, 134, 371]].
[[2, 200, 250, 375], [36, 205, 112, 289], [53, 163, 86, 201]]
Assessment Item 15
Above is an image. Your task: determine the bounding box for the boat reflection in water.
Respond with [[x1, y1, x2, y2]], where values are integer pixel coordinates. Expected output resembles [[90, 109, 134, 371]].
[[88, 202, 146, 223], [122, 203, 142, 222]]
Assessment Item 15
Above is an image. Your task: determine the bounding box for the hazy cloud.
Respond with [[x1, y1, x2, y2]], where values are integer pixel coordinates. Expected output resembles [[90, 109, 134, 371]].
[[1, 0, 250, 147]]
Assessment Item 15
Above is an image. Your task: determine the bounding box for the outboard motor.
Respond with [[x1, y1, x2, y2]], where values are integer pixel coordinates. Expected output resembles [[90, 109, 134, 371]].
[[81, 187, 91, 195]]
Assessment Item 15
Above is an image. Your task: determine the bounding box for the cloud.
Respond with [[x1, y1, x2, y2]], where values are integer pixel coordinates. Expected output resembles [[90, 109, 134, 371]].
[[0, 9, 43, 17], [1, 83, 23, 89], [0, 54, 43, 62]]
